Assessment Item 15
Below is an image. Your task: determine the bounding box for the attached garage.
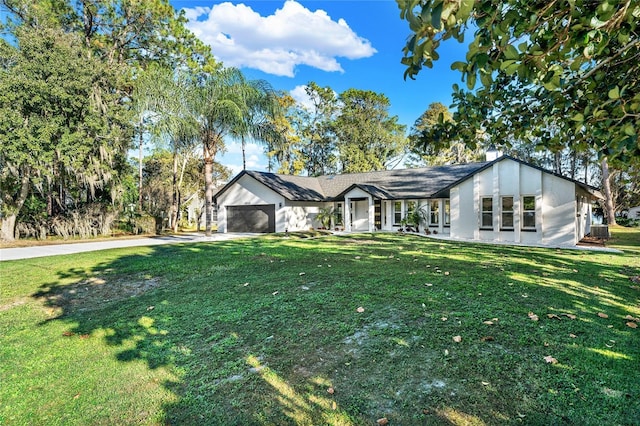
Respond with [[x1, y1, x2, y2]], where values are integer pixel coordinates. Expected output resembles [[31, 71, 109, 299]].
[[226, 204, 276, 233]]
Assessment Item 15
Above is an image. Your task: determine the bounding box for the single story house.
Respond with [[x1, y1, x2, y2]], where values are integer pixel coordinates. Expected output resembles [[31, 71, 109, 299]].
[[213, 155, 602, 246]]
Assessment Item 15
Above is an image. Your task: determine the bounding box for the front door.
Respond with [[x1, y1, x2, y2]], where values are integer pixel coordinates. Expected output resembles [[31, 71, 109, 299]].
[[351, 199, 369, 231]]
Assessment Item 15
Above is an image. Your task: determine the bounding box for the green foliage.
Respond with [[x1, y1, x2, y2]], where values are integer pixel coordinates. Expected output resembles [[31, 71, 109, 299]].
[[315, 206, 334, 229], [406, 102, 483, 166], [397, 0, 639, 164], [0, 0, 217, 240], [335, 89, 408, 173]]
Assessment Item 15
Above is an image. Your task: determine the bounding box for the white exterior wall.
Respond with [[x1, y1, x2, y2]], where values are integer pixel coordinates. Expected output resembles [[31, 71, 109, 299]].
[[629, 206, 640, 219], [451, 159, 579, 246], [450, 179, 476, 239], [216, 175, 285, 233], [541, 174, 576, 245], [284, 201, 330, 232], [343, 188, 373, 232]]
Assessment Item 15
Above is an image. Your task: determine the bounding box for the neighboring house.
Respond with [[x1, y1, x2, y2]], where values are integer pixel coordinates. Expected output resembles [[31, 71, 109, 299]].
[[214, 155, 602, 246], [628, 206, 640, 219]]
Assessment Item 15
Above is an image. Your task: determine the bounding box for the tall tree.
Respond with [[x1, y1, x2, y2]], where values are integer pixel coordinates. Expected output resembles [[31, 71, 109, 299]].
[[407, 102, 482, 166], [334, 89, 408, 173], [397, 0, 639, 223], [190, 68, 271, 236], [300, 82, 339, 176], [231, 79, 281, 171], [0, 0, 217, 240], [266, 93, 305, 175], [0, 24, 129, 240]]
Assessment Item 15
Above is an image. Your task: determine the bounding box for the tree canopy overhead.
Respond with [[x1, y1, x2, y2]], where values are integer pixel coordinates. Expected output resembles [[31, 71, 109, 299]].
[[397, 0, 639, 164]]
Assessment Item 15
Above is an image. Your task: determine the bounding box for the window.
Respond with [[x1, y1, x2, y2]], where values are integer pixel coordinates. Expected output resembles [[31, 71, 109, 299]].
[[393, 201, 402, 224], [335, 203, 343, 226], [481, 197, 493, 229], [522, 196, 536, 229], [444, 200, 450, 226], [430, 200, 439, 225], [501, 197, 514, 229]]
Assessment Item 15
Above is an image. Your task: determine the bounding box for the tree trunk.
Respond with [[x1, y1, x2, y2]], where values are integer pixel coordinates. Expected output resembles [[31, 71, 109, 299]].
[[601, 157, 617, 226], [171, 152, 179, 233], [1, 215, 17, 241], [203, 136, 216, 237], [241, 136, 247, 170], [0, 171, 31, 241], [138, 130, 143, 212]]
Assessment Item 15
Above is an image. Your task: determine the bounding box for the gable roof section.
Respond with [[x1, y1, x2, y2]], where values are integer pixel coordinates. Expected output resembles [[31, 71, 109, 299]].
[[431, 155, 603, 199]]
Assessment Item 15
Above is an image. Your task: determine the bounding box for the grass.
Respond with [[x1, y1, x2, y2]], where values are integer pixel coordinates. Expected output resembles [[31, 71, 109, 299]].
[[1, 229, 639, 425]]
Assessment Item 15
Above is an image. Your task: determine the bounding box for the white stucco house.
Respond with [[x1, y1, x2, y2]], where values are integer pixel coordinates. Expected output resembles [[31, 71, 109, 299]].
[[213, 155, 602, 246]]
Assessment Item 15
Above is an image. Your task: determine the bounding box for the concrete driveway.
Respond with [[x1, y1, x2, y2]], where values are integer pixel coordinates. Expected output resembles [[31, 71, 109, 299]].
[[0, 233, 257, 262]]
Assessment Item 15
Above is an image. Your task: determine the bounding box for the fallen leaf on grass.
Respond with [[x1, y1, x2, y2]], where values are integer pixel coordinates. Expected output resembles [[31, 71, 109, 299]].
[[354, 256, 361, 260], [79, 334, 90, 339], [597, 312, 609, 318], [272, 291, 279, 296], [376, 418, 389, 426], [483, 320, 494, 325], [547, 314, 561, 320], [453, 335, 462, 343], [299, 272, 306, 276], [327, 387, 335, 394], [441, 317, 448, 321], [629, 276, 640, 284], [528, 312, 539, 321], [444, 271, 450, 276], [569, 334, 578, 338], [561, 313, 577, 320], [481, 336, 494, 342], [481, 381, 490, 386], [624, 315, 639, 322], [544, 355, 558, 364], [356, 307, 365, 313], [626, 322, 638, 329], [62, 331, 75, 337]]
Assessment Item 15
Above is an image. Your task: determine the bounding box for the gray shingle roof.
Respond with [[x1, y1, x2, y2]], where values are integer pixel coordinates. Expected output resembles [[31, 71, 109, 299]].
[[226, 162, 489, 202], [214, 156, 602, 203]]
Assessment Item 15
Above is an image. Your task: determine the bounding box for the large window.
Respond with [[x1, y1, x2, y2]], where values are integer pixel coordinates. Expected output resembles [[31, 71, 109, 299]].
[[444, 200, 450, 226], [522, 196, 536, 229], [335, 202, 343, 226], [481, 197, 493, 229], [393, 201, 402, 225], [501, 197, 514, 230], [430, 200, 439, 225]]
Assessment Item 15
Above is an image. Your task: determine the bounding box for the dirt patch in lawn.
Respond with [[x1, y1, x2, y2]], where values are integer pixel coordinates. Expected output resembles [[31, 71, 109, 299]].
[[33, 275, 162, 315]]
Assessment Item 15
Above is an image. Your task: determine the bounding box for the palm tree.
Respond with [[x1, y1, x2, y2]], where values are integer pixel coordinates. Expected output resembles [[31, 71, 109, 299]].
[[231, 79, 282, 170], [190, 67, 267, 236]]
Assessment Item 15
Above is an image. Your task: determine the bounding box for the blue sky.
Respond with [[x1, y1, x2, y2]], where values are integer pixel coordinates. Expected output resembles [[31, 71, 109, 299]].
[[170, 0, 469, 174]]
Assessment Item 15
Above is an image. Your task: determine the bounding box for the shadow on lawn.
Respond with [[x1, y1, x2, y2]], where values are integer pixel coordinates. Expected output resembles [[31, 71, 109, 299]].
[[30, 234, 640, 425]]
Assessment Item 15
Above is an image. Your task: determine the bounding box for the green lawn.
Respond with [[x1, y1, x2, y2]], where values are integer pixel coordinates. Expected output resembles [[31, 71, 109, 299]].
[[1, 229, 639, 425]]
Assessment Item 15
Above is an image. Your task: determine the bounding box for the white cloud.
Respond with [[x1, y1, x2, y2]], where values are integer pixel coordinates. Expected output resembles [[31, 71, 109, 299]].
[[183, 1, 376, 77], [225, 141, 264, 156], [289, 85, 314, 111]]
